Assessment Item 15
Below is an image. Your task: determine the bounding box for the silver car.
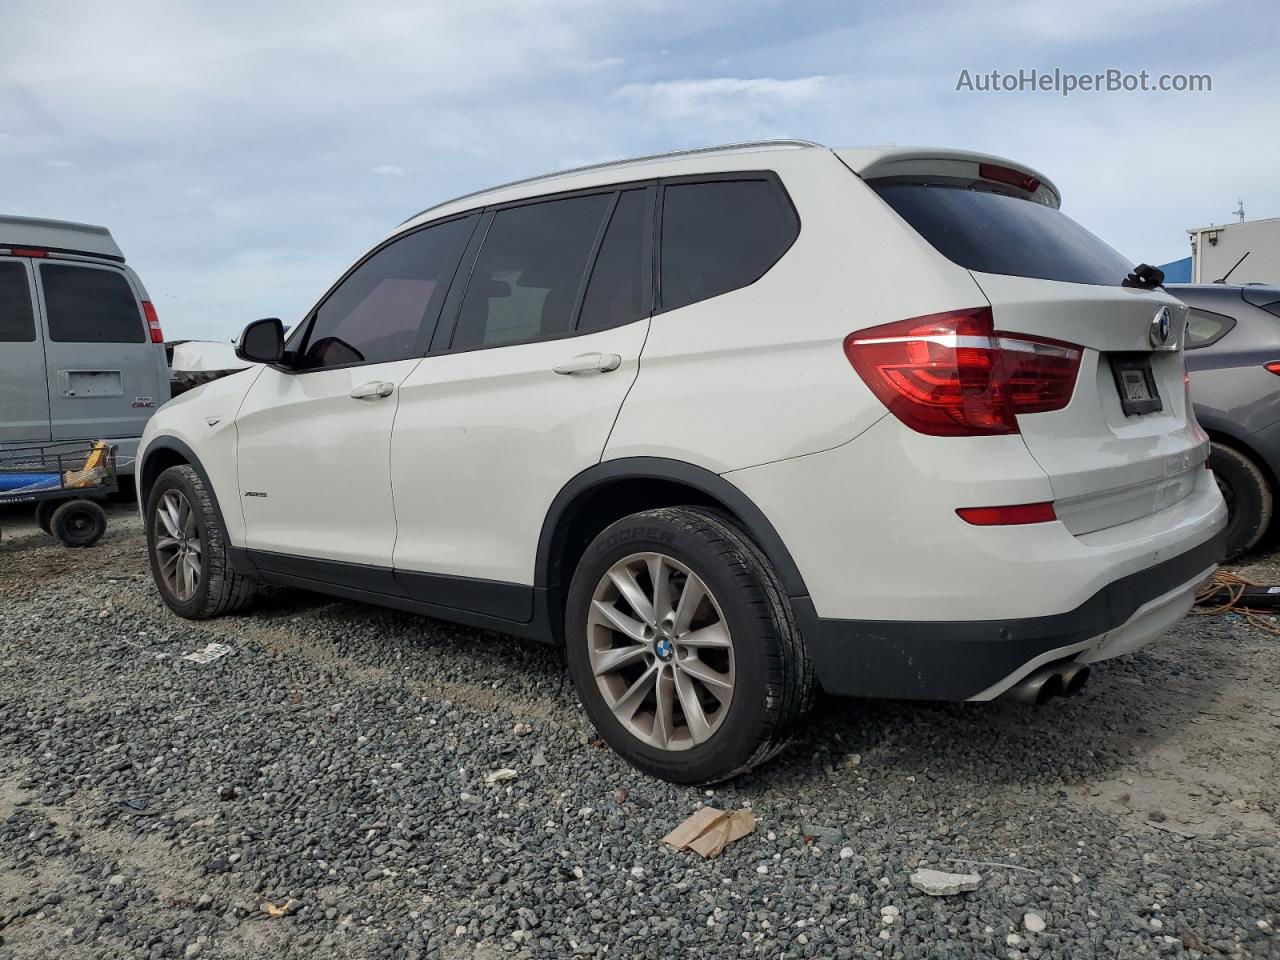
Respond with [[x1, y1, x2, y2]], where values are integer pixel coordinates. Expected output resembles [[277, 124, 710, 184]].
[[1, 215, 170, 475], [1174, 282, 1280, 556]]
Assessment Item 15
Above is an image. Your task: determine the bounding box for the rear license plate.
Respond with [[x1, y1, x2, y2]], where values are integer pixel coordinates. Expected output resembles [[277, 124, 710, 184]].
[[1109, 355, 1163, 416]]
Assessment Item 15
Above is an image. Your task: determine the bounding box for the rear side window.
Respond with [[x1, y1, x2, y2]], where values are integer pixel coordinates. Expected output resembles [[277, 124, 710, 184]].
[[578, 189, 650, 333], [298, 215, 476, 370], [1242, 286, 1280, 318], [872, 183, 1134, 287], [1184, 307, 1237, 349], [660, 178, 798, 311], [452, 193, 612, 350], [41, 265, 144, 343], [0, 261, 35, 342]]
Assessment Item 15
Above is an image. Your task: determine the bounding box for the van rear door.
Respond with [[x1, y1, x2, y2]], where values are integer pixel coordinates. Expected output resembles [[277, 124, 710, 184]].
[[34, 260, 166, 444], [0, 257, 51, 442]]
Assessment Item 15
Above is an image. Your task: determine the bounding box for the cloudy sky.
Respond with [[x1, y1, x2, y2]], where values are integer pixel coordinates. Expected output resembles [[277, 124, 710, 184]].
[[2, 0, 1275, 340]]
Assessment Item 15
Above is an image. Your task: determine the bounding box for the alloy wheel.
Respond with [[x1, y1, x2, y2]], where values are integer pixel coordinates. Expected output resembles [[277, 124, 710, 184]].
[[154, 489, 202, 601], [587, 552, 735, 751]]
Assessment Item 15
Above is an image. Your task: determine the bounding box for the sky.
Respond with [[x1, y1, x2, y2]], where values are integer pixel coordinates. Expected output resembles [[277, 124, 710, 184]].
[[2, 0, 1276, 340]]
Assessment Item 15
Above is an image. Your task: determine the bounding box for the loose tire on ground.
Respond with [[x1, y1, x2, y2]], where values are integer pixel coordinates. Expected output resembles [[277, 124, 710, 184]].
[[146, 464, 258, 619], [565, 506, 814, 785], [1210, 442, 1273, 558], [50, 499, 106, 548]]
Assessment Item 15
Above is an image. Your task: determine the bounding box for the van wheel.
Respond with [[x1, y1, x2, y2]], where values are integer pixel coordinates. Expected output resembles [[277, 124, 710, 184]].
[[1210, 442, 1272, 558], [565, 507, 813, 784], [50, 499, 106, 548], [146, 465, 258, 619]]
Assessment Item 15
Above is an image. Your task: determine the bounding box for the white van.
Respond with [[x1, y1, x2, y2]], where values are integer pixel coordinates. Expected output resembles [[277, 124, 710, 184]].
[[0, 215, 170, 474]]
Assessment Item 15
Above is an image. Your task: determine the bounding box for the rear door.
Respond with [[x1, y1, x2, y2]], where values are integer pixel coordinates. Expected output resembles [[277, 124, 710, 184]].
[[0, 258, 51, 442], [390, 186, 654, 608], [872, 177, 1205, 534], [35, 260, 165, 442]]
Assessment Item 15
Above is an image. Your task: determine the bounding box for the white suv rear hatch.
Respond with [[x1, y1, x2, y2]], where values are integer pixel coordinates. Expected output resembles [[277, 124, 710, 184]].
[[843, 148, 1207, 535]]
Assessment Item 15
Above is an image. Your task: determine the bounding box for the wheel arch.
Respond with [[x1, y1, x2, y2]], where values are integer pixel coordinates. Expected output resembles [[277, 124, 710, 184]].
[[536, 457, 810, 641], [138, 437, 236, 547]]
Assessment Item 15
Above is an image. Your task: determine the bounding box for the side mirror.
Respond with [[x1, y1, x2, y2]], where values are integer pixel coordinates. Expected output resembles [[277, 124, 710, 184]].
[[235, 317, 284, 364]]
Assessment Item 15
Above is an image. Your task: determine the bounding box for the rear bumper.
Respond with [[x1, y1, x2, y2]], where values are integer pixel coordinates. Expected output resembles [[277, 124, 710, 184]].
[[793, 529, 1222, 700]]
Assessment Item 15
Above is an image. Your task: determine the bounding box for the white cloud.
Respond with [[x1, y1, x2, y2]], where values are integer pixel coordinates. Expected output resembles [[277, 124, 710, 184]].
[[370, 165, 407, 177], [45, 159, 73, 168]]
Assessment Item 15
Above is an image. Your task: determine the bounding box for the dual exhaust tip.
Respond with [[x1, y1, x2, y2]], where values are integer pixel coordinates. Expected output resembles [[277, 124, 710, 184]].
[[1004, 662, 1091, 705]]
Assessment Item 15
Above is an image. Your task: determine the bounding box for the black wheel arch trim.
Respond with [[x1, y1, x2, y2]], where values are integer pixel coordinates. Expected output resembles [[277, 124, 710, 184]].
[[535, 456, 810, 598]]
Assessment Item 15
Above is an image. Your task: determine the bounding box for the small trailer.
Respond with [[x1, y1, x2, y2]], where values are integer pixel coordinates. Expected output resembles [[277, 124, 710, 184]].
[[0, 440, 118, 546]]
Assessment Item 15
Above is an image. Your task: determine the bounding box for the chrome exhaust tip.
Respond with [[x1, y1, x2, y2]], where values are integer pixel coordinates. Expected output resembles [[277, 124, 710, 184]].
[[1059, 664, 1091, 697], [1006, 665, 1066, 705]]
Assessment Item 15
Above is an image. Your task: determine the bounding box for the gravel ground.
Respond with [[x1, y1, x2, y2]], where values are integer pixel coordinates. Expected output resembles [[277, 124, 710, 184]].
[[0, 502, 1277, 959]]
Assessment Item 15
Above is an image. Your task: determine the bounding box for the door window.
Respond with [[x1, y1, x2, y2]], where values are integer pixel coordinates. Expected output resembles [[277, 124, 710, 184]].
[[578, 189, 650, 333], [0, 261, 35, 342], [41, 264, 144, 343], [450, 193, 612, 350], [659, 178, 798, 312], [297, 215, 476, 370]]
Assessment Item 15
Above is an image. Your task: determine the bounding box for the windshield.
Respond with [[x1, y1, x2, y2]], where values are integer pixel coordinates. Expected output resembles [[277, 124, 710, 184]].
[[872, 182, 1134, 287]]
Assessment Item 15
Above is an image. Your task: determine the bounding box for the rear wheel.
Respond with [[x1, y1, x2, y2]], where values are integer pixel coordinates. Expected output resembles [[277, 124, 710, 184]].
[[50, 499, 106, 548], [565, 507, 813, 784], [146, 465, 258, 619], [1210, 442, 1272, 558]]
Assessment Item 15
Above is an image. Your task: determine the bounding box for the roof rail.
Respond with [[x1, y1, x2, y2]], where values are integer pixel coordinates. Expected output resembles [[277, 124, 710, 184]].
[[400, 139, 825, 225]]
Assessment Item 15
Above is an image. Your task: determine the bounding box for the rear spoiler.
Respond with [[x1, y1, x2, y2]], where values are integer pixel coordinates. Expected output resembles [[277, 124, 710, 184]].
[[834, 147, 1061, 209], [0, 214, 125, 262]]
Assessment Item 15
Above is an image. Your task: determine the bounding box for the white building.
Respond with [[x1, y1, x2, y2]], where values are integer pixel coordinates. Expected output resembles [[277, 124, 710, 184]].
[[1187, 216, 1280, 284]]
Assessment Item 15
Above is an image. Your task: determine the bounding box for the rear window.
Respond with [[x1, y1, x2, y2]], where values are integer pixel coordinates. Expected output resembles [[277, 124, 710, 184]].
[[41, 264, 145, 343], [1242, 286, 1280, 318], [660, 178, 798, 312], [872, 183, 1134, 287], [0, 261, 35, 342]]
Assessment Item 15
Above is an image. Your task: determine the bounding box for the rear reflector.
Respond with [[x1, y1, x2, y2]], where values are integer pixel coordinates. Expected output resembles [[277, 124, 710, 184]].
[[143, 301, 164, 344], [844, 307, 1082, 436], [1265, 362, 1280, 376], [957, 502, 1057, 525], [978, 163, 1041, 194]]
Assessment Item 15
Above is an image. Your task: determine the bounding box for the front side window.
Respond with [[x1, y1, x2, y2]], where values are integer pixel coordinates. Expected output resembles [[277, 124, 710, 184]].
[[451, 193, 613, 350], [659, 178, 798, 312], [0, 261, 35, 342], [41, 264, 144, 343], [1184, 307, 1237, 349], [297, 215, 476, 370]]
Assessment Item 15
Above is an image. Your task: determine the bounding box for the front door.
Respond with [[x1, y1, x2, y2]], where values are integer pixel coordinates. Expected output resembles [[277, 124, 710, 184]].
[[235, 214, 477, 568], [0, 258, 50, 443]]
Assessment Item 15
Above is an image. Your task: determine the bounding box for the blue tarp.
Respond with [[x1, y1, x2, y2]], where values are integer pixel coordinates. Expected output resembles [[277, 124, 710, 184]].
[[0, 472, 60, 493], [1158, 256, 1193, 283]]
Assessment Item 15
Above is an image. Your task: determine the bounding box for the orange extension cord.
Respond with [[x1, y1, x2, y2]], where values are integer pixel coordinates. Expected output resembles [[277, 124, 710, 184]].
[[1192, 569, 1280, 636]]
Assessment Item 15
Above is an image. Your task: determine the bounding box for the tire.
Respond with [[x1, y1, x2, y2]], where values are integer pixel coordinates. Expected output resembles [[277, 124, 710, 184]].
[[1210, 442, 1272, 558], [50, 499, 107, 548], [146, 464, 258, 619], [35, 499, 59, 535], [565, 507, 814, 784]]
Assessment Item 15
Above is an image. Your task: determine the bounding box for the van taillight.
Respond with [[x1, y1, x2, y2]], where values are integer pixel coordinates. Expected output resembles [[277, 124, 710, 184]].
[[843, 307, 1082, 436], [143, 301, 164, 344]]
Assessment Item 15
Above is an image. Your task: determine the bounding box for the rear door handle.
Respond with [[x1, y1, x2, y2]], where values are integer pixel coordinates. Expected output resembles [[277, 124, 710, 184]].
[[349, 381, 395, 400], [553, 352, 622, 376]]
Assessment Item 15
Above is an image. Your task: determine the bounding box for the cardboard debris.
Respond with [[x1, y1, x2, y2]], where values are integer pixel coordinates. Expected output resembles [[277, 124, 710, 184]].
[[182, 642, 232, 665], [484, 768, 518, 784], [661, 807, 756, 859]]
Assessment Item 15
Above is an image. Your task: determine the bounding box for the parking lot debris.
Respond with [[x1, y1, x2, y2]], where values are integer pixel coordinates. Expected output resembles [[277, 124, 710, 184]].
[[484, 768, 518, 784], [661, 807, 756, 859], [262, 898, 298, 918], [909, 868, 981, 896], [182, 643, 232, 665]]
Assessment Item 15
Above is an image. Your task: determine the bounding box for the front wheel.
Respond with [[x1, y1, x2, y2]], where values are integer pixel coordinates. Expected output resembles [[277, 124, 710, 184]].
[[146, 465, 258, 619], [565, 507, 813, 784]]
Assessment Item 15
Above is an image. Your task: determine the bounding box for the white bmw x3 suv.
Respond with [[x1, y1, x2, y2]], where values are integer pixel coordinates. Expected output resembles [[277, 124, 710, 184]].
[[139, 140, 1226, 783]]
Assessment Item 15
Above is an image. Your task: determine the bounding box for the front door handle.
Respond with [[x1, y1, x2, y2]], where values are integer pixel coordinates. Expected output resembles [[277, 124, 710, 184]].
[[349, 381, 395, 400], [553, 352, 622, 376]]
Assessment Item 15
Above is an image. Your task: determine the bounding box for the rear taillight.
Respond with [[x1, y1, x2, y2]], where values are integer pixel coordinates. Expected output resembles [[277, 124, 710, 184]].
[[7, 248, 48, 257], [143, 301, 164, 344], [957, 502, 1057, 525], [978, 163, 1041, 194], [1265, 362, 1280, 376], [843, 307, 1082, 436]]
